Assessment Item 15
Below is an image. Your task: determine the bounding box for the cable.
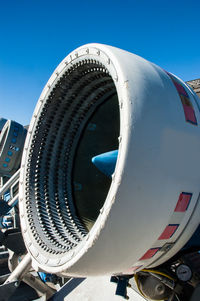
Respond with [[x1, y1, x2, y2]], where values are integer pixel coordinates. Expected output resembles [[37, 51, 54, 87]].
[[141, 269, 175, 281]]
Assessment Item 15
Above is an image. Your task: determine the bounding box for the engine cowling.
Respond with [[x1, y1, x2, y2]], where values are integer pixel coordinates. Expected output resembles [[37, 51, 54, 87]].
[[19, 44, 200, 277]]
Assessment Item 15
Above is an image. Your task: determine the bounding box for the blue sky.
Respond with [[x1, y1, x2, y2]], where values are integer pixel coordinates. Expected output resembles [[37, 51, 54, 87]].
[[0, 0, 200, 125]]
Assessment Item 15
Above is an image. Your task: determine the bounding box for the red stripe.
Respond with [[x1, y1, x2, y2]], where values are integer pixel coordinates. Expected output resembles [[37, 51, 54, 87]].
[[139, 248, 160, 260], [173, 80, 188, 97], [174, 192, 192, 212], [182, 102, 197, 125], [166, 71, 197, 125], [158, 224, 179, 240]]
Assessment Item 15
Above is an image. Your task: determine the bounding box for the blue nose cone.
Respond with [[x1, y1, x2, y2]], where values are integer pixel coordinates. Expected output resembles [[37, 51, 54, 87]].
[[92, 150, 118, 178]]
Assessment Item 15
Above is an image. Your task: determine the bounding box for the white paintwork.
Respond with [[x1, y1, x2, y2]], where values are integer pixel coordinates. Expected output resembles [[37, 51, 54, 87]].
[[19, 44, 200, 276]]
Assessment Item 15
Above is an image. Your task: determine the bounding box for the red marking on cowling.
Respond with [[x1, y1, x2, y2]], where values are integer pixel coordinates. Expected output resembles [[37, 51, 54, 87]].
[[174, 192, 192, 212], [158, 224, 179, 240], [166, 71, 197, 125], [139, 248, 160, 260], [173, 80, 188, 97], [181, 101, 197, 125]]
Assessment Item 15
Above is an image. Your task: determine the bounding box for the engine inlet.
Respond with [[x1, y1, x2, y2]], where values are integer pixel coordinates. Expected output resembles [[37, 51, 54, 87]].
[[21, 57, 119, 258]]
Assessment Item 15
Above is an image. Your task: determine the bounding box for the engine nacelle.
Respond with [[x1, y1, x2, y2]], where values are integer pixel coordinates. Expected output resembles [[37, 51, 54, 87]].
[[0, 119, 27, 177], [19, 44, 200, 277], [0, 118, 7, 133]]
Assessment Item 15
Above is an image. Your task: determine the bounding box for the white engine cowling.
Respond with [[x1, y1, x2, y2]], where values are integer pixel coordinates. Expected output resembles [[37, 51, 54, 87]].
[[19, 44, 200, 277]]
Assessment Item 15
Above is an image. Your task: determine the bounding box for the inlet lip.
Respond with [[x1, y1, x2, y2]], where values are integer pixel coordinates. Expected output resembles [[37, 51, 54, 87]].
[[19, 43, 129, 272]]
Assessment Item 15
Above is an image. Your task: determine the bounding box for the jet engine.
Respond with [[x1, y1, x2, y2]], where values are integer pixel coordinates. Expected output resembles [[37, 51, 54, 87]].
[[18, 43, 200, 284], [0, 120, 27, 177]]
